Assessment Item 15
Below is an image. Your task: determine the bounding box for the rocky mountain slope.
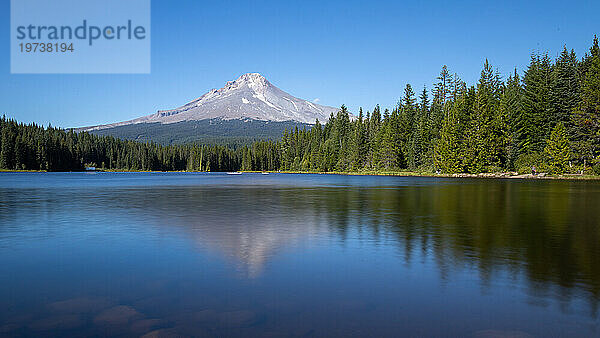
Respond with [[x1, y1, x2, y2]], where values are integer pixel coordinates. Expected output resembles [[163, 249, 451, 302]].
[[82, 73, 339, 133]]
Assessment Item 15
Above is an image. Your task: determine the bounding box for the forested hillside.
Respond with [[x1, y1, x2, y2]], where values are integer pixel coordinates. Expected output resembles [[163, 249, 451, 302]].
[[0, 118, 273, 172], [277, 37, 600, 175], [1, 37, 599, 175], [87, 119, 311, 145]]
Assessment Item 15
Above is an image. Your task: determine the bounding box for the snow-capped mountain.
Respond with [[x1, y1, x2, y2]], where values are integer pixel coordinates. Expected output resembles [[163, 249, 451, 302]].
[[83, 73, 339, 132]]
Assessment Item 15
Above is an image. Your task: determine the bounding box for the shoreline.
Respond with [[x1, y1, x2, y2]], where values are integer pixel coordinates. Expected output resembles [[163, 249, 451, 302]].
[[261, 171, 600, 180], [1, 169, 599, 180]]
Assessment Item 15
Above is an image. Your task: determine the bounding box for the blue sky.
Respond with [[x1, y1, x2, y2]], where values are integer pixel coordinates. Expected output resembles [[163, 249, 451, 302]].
[[1, 0, 599, 127]]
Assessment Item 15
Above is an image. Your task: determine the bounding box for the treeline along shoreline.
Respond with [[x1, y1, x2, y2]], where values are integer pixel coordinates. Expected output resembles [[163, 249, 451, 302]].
[[1, 37, 599, 176]]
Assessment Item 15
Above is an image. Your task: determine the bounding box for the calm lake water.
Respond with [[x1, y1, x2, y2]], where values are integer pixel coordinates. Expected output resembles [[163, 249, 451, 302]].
[[0, 173, 599, 337]]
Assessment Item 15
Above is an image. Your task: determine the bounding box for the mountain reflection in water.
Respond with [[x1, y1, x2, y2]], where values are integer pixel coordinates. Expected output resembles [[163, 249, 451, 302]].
[[0, 173, 599, 336], [102, 180, 600, 304]]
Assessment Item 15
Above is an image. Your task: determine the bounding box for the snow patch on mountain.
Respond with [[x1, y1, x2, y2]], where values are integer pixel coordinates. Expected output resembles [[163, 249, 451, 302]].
[[82, 73, 340, 131]]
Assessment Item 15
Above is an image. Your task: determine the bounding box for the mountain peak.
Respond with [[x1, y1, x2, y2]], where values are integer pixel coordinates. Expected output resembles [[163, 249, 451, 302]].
[[237, 72, 266, 82], [227, 73, 270, 90], [81, 73, 341, 132]]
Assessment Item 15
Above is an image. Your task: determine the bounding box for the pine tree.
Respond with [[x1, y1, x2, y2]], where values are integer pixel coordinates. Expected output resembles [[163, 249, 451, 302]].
[[14, 135, 25, 170], [551, 46, 580, 131], [241, 146, 252, 171], [378, 108, 403, 170], [399, 84, 416, 168], [309, 120, 323, 170], [522, 53, 553, 153], [544, 122, 571, 174], [431, 66, 453, 137], [367, 105, 382, 169], [416, 86, 434, 169], [334, 105, 352, 171], [451, 73, 467, 102], [350, 108, 367, 170], [435, 111, 462, 173], [0, 125, 15, 169], [572, 36, 600, 168], [434, 65, 453, 108], [465, 59, 504, 171], [419, 86, 430, 114], [501, 69, 524, 170]]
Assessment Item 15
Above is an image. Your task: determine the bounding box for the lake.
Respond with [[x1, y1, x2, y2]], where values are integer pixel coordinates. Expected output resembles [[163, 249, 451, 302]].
[[0, 172, 599, 337]]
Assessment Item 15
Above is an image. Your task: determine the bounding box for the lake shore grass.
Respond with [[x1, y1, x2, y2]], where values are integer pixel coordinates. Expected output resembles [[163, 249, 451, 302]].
[[244, 170, 600, 180], [0, 169, 46, 173], [1, 168, 599, 180]]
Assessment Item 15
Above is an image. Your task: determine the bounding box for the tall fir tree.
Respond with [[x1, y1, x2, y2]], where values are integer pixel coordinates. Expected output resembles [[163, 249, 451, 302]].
[[350, 108, 367, 170], [522, 53, 553, 153], [572, 36, 600, 168], [408, 87, 431, 170], [367, 105, 382, 169], [431, 66, 454, 138], [399, 84, 416, 168], [435, 109, 462, 173], [464, 59, 504, 172], [551, 46, 581, 132], [0, 124, 15, 169], [501, 69, 524, 170], [544, 122, 571, 174]]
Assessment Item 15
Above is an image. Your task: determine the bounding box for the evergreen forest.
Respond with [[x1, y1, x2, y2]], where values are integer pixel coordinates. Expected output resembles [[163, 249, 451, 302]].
[[1, 37, 599, 175]]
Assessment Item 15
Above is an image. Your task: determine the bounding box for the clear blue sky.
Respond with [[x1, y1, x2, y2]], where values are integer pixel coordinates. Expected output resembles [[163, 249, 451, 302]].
[[1, 0, 598, 127]]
